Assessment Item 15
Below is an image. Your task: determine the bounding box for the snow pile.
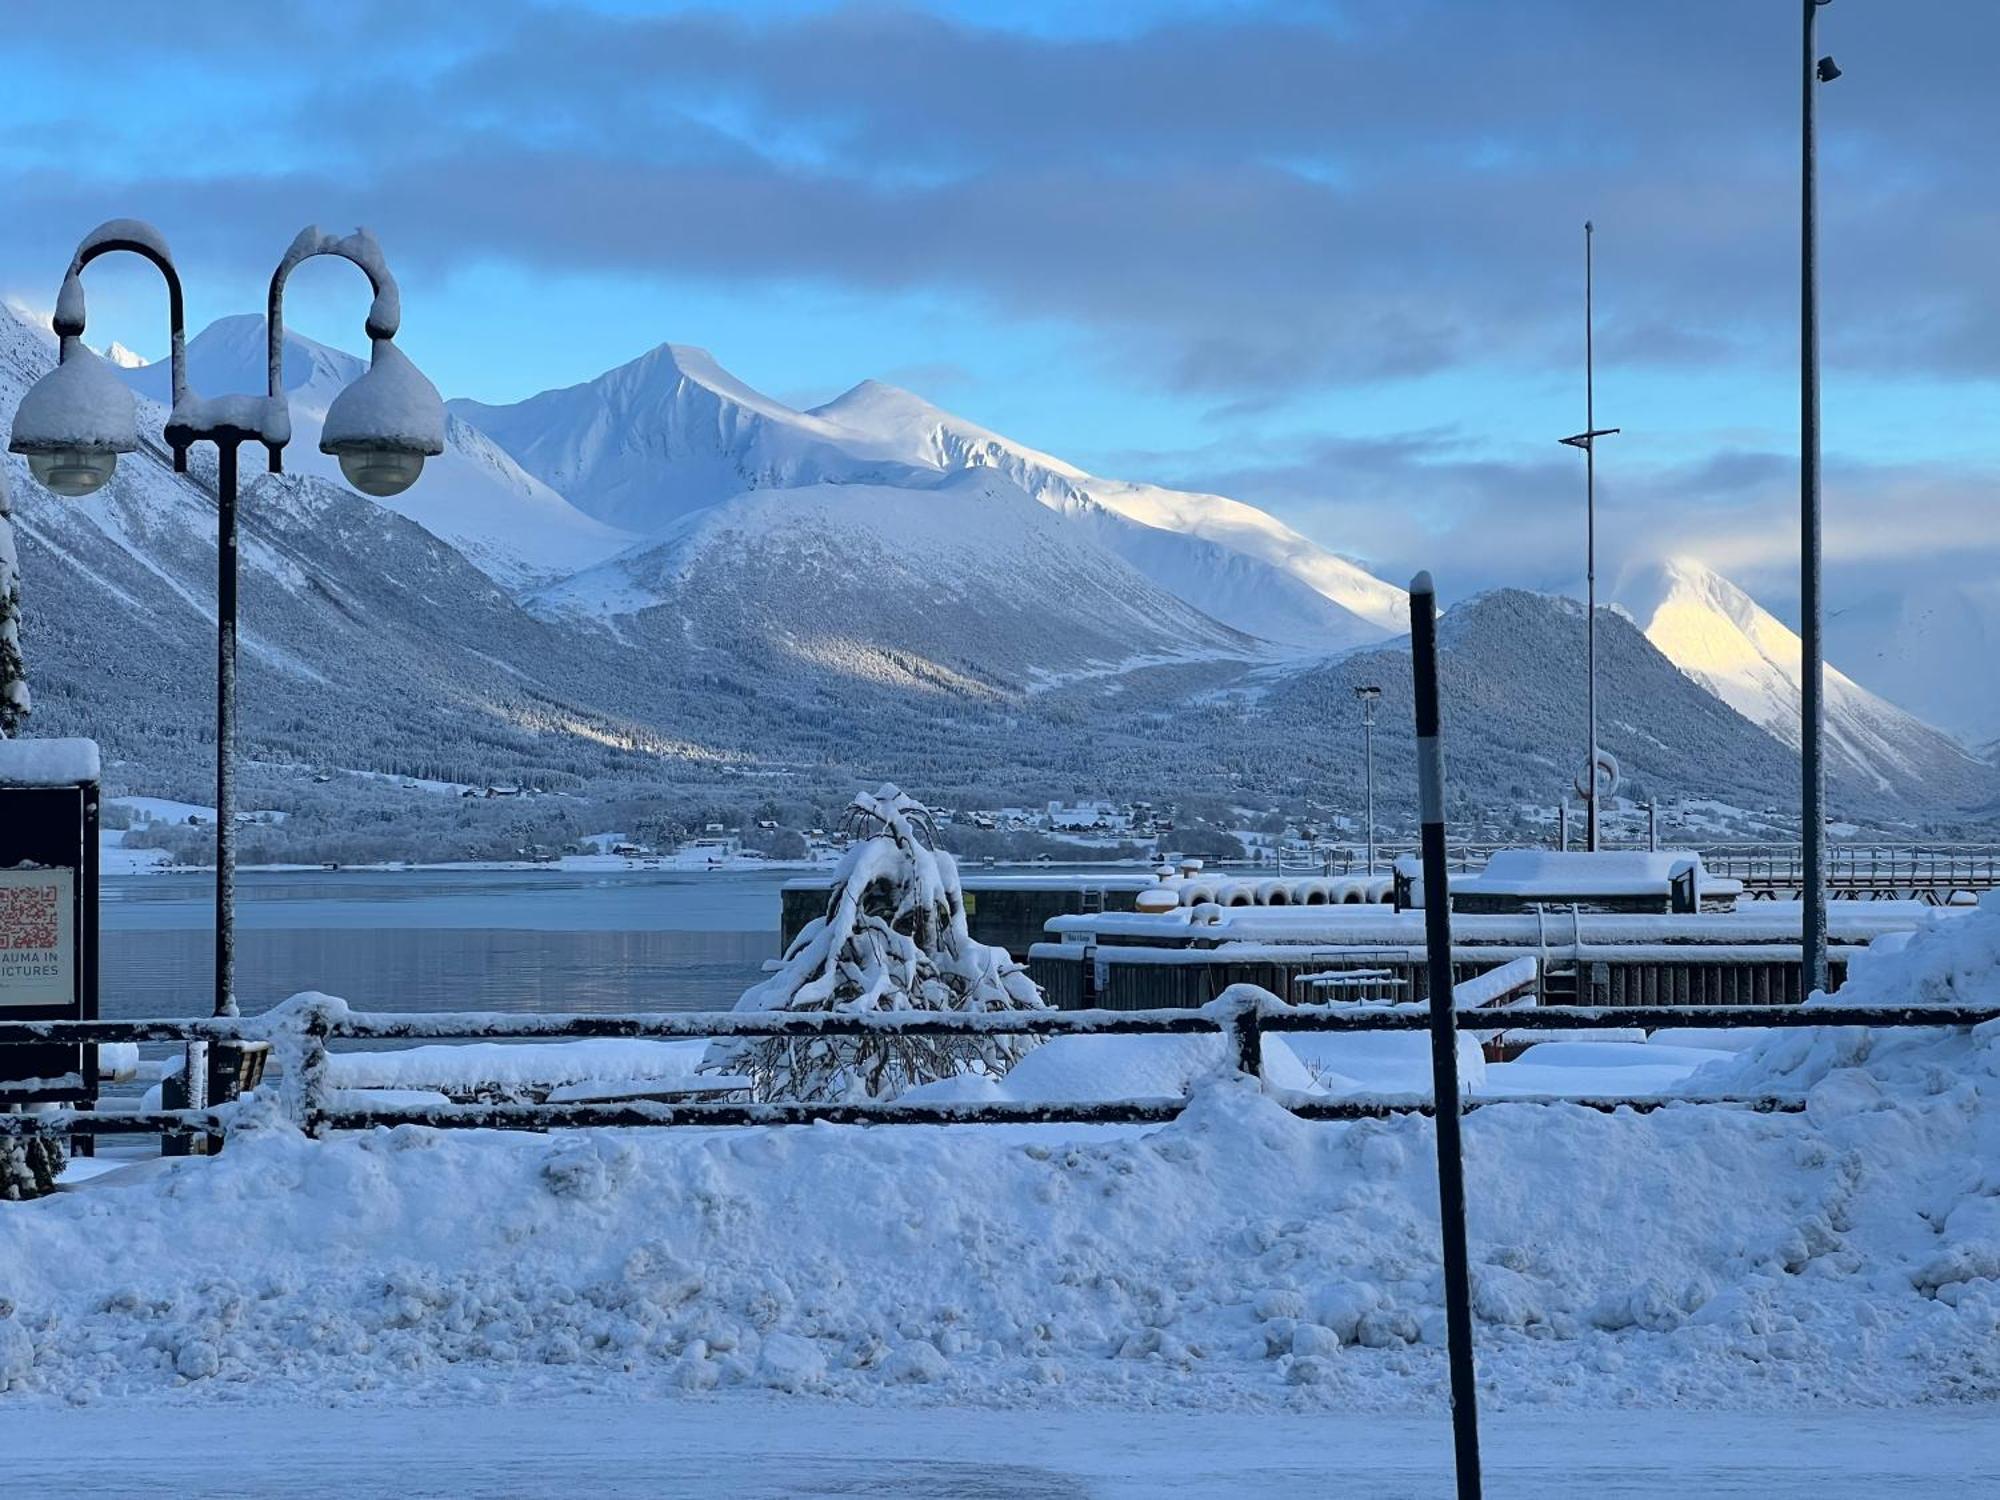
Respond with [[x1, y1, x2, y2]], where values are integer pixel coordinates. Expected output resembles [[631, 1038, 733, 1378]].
[[4, 1043, 1998, 1409], [4, 916, 1998, 1411], [1700, 905, 2000, 1097]]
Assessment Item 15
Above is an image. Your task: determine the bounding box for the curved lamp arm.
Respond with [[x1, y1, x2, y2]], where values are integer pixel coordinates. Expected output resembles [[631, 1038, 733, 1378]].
[[264, 227, 403, 474], [53, 219, 190, 471]]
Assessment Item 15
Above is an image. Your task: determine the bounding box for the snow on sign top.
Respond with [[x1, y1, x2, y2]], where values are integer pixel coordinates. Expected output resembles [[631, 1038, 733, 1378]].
[[0, 738, 101, 786]]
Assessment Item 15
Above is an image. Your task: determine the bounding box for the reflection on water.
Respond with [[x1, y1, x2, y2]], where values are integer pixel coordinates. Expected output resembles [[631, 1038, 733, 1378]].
[[101, 868, 792, 1019]]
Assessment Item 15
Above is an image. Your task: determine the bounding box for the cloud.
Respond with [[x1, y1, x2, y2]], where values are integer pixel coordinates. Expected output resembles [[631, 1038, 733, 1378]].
[[5, 0, 2000, 399], [1146, 423, 2000, 625]]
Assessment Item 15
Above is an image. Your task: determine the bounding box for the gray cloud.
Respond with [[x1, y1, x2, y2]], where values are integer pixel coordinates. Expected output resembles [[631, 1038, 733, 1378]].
[[5, 1, 2000, 397]]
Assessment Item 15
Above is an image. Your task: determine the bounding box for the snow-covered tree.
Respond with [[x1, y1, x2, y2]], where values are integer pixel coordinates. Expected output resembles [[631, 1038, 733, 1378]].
[[0, 1131, 65, 1201], [0, 466, 27, 737], [711, 784, 1047, 1101]]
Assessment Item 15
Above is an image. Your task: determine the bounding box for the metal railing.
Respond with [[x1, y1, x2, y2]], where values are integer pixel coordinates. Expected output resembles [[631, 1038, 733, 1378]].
[[5, 991, 1997, 1142], [1309, 840, 2000, 890]]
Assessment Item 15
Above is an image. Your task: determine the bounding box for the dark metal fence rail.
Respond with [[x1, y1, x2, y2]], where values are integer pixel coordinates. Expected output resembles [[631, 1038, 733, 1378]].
[[1311, 841, 2000, 892], [3, 995, 1995, 1140]]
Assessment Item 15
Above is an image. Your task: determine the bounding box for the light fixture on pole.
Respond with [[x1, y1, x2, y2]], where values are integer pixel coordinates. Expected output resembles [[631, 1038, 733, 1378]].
[[1354, 684, 1382, 875], [1560, 221, 1620, 853], [1801, 0, 1839, 995], [9, 221, 443, 1063]]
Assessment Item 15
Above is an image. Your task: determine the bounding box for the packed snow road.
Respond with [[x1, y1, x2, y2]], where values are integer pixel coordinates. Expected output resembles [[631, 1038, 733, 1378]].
[[8, 1402, 1992, 1498]]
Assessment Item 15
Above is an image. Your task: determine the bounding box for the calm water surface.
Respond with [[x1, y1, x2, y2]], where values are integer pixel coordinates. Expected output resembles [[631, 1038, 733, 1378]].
[[102, 868, 794, 1019]]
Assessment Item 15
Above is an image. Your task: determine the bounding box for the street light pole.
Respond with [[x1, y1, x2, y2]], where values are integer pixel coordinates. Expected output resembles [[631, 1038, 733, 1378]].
[[1802, 2, 1840, 995], [1560, 224, 1619, 853], [10, 221, 444, 1035], [215, 438, 239, 1019], [1355, 684, 1382, 874]]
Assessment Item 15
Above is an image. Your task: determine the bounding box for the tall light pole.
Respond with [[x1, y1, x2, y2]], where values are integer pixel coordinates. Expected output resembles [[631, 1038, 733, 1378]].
[[1560, 222, 1619, 852], [9, 221, 443, 1050], [1802, 2, 1840, 994], [1355, 684, 1382, 874]]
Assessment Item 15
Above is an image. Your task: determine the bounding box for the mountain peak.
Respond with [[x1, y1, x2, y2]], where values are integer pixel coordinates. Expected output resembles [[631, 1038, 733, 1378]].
[[120, 315, 365, 416]]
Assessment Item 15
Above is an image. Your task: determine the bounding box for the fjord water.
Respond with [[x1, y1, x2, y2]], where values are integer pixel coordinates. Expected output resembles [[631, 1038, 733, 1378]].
[[100, 869, 796, 1019]]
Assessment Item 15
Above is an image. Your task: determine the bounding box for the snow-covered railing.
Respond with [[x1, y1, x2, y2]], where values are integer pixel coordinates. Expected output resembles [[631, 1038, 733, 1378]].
[[8, 989, 2000, 1144]]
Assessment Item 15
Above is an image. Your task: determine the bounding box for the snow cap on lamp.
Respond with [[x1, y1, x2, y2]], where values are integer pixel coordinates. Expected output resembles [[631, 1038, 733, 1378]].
[[8, 337, 138, 497], [319, 337, 445, 498]]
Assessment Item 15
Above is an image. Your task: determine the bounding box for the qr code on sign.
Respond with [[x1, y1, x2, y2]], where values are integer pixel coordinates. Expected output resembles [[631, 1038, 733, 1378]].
[[0, 885, 59, 951]]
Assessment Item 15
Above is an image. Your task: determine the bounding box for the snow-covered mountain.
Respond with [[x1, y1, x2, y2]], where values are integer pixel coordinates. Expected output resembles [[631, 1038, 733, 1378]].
[[532, 470, 1260, 690], [1821, 582, 2000, 753], [809, 380, 1409, 650], [450, 344, 921, 536], [1629, 557, 1994, 807], [455, 355, 1401, 652], [11, 296, 1999, 828], [121, 316, 637, 591]]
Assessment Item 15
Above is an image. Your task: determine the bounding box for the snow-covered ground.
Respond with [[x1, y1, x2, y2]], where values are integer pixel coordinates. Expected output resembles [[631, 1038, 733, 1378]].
[[4, 906, 1998, 1490], [11, 1402, 1992, 1498]]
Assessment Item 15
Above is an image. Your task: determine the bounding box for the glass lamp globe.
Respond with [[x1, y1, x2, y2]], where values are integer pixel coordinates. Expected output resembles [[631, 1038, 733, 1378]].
[[336, 448, 426, 498], [27, 447, 119, 497]]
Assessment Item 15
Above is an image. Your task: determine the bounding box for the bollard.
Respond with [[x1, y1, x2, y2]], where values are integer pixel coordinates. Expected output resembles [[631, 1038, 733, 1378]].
[[1409, 571, 1484, 1500], [1231, 995, 1264, 1082]]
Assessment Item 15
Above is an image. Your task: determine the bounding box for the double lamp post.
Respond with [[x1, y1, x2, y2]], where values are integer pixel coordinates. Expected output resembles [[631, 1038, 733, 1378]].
[[8, 219, 443, 1096]]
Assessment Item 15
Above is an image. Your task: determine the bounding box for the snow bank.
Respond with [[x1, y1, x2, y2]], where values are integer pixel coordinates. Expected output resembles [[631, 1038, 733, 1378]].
[[4, 919, 1998, 1413], [5, 1055, 1996, 1411]]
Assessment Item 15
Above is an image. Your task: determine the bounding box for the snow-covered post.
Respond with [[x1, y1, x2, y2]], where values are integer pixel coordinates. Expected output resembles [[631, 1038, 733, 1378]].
[[709, 786, 1048, 1101], [0, 465, 27, 738], [268, 992, 339, 1137], [1228, 987, 1264, 1082]]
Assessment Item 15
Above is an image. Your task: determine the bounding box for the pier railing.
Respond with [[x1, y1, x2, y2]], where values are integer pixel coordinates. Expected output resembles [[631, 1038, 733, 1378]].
[[5, 990, 1998, 1143]]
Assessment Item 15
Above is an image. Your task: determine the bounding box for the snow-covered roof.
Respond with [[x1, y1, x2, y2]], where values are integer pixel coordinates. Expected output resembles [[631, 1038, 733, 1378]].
[[0, 737, 101, 786], [1458, 849, 1709, 898]]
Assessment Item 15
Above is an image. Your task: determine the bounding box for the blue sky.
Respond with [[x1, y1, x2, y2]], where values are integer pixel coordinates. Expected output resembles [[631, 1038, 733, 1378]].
[[4, 0, 1997, 612]]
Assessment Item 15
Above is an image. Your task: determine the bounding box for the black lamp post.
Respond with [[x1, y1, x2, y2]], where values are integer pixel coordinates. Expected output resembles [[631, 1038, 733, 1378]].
[[1354, 684, 1382, 874], [1802, 3, 1840, 994], [1560, 222, 1620, 853], [9, 221, 443, 1049]]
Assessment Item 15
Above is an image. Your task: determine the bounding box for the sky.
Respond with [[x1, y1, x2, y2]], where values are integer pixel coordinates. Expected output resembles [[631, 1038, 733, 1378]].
[[3, 0, 1998, 617]]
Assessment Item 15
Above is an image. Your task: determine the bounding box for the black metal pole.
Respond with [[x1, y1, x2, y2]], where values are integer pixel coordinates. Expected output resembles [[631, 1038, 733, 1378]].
[[1364, 700, 1377, 876], [1801, 0, 1834, 996], [1408, 571, 1483, 1500], [1584, 223, 1598, 853], [215, 440, 238, 1020]]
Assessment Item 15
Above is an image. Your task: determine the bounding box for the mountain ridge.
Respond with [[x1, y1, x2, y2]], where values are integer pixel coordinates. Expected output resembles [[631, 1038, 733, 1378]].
[[8, 300, 1997, 834]]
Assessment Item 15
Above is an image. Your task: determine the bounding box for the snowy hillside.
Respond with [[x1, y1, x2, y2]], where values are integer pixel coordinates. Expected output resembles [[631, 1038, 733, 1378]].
[[1256, 589, 1806, 820], [1630, 558, 1993, 806], [121, 316, 637, 591], [457, 354, 1401, 652], [532, 470, 1261, 690]]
